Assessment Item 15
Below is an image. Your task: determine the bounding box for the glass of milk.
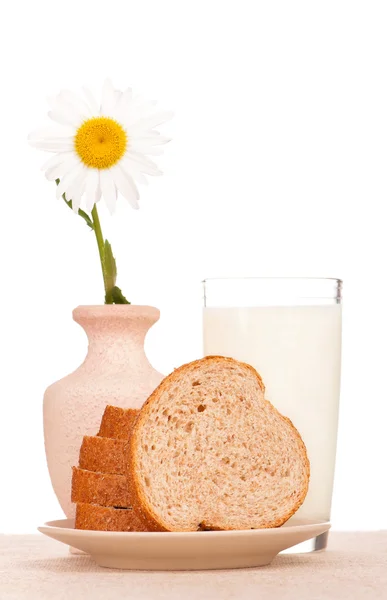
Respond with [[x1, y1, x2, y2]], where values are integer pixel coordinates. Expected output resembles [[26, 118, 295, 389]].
[[203, 278, 342, 551]]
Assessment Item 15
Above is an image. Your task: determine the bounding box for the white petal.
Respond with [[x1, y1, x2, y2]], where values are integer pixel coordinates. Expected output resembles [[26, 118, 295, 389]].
[[29, 139, 74, 152], [59, 90, 91, 120], [126, 151, 162, 175], [68, 171, 87, 213], [128, 166, 148, 185], [45, 166, 62, 181], [45, 154, 80, 181], [84, 169, 100, 212], [114, 88, 133, 122], [123, 97, 158, 125], [56, 163, 85, 199], [40, 152, 73, 171], [109, 91, 123, 120], [130, 132, 171, 146], [99, 169, 117, 214], [120, 156, 148, 185], [111, 164, 140, 210], [100, 78, 119, 117], [48, 94, 82, 128], [48, 111, 74, 127], [71, 192, 82, 213], [132, 173, 148, 185], [82, 87, 100, 115], [130, 110, 173, 132], [129, 142, 165, 156], [95, 185, 102, 205], [28, 126, 74, 141], [45, 164, 64, 181], [130, 95, 156, 110]]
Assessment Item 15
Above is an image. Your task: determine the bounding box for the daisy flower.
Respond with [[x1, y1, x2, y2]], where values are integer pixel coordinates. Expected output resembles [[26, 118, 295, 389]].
[[29, 80, 172, 304], [29, 79, 171, 214]]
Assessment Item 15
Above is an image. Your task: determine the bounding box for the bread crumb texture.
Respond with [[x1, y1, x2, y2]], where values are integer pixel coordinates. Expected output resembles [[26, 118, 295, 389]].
[[131, 356, 310, 531]]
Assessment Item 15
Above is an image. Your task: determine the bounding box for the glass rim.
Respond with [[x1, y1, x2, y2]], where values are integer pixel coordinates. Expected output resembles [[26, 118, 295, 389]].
[[202, 277, 343, 305], [202, 277, 342, 284]]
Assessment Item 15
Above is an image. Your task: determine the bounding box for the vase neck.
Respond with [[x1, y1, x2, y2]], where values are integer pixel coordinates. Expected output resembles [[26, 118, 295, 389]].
[[73, 305, 160, 368]]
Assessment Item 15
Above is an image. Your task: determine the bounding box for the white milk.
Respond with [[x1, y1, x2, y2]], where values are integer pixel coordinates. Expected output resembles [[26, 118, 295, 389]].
[[203, 305, 342, 521]]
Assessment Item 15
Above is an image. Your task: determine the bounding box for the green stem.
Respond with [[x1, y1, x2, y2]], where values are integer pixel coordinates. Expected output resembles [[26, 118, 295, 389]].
[[91, 204, 111, 302], [55, 179, 130, 304]]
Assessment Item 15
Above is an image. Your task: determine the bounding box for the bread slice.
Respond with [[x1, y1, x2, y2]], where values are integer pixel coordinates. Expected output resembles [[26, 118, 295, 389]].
[[79, 436, 128, 475], [71, 467, 131, 508], [98, 406, 138, 440], [73, 406, 146, 532], [128, 356, 310, 532], [75, 503, 149, 532]]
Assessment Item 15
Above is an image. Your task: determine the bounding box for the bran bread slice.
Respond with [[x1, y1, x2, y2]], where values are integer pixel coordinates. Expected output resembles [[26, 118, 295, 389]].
[[72, 406, 149, 531], [75, 503, 149, 532], [98, 406, 139, 440], [79, 436, 128, 475], [128, 356, 310, 532], [71, 467, 131, 508]]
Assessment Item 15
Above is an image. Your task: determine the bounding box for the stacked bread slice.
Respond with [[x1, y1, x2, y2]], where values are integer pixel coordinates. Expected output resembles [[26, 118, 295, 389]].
[[72, 405, 148, 531]]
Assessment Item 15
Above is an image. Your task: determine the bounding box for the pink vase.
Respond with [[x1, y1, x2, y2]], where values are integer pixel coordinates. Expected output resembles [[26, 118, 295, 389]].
[[43, 305, 163, 518]]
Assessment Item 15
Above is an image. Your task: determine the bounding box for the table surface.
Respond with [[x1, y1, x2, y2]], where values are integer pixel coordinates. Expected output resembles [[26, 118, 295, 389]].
[[0, 532, 386, 600]]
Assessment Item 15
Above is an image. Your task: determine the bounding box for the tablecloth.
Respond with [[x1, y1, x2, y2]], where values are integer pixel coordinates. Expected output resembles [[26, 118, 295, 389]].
[[0, 532, 386, 599]]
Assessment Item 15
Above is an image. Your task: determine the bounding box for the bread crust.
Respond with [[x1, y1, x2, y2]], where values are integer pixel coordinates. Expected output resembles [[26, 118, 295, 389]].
[[75, 503, 150, 532], [79, 436, 128, 475], [98, 406, 139, 440], [71, 467, 131, 508], [128, 356, 310, 532]]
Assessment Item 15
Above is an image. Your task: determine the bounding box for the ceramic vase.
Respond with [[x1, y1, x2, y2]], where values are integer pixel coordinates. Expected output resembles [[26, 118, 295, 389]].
[[43, 305, 163, 517]]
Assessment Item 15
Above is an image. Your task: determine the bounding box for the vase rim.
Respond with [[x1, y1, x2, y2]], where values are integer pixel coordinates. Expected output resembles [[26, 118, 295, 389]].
[[73, 305, 160, 321]]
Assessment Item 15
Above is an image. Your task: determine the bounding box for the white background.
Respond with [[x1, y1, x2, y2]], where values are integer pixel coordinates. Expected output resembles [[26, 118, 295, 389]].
[[1, 0, 386, 533]]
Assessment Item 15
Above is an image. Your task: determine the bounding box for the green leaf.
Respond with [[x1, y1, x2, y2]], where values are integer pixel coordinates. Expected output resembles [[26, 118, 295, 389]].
[[110, 286, 131, 304], [103, 242, 130, 304], [103, 239, 117, 295], [55, 179, 94, 230]]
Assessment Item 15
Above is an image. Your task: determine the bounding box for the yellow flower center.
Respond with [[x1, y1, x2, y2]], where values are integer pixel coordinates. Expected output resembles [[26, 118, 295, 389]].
[[74, 117, 127, 169]]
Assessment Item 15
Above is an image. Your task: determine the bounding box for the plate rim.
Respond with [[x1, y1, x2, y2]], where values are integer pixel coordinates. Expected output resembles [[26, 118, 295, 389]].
[[38, 518, 331, 539]]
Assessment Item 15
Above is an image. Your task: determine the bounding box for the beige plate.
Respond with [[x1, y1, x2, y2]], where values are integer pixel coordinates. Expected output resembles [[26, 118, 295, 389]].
[[38, 518, 330, 570]]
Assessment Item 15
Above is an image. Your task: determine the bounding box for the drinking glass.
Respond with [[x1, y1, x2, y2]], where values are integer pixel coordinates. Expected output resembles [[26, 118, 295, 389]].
[[203, 277, 342, 552]]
